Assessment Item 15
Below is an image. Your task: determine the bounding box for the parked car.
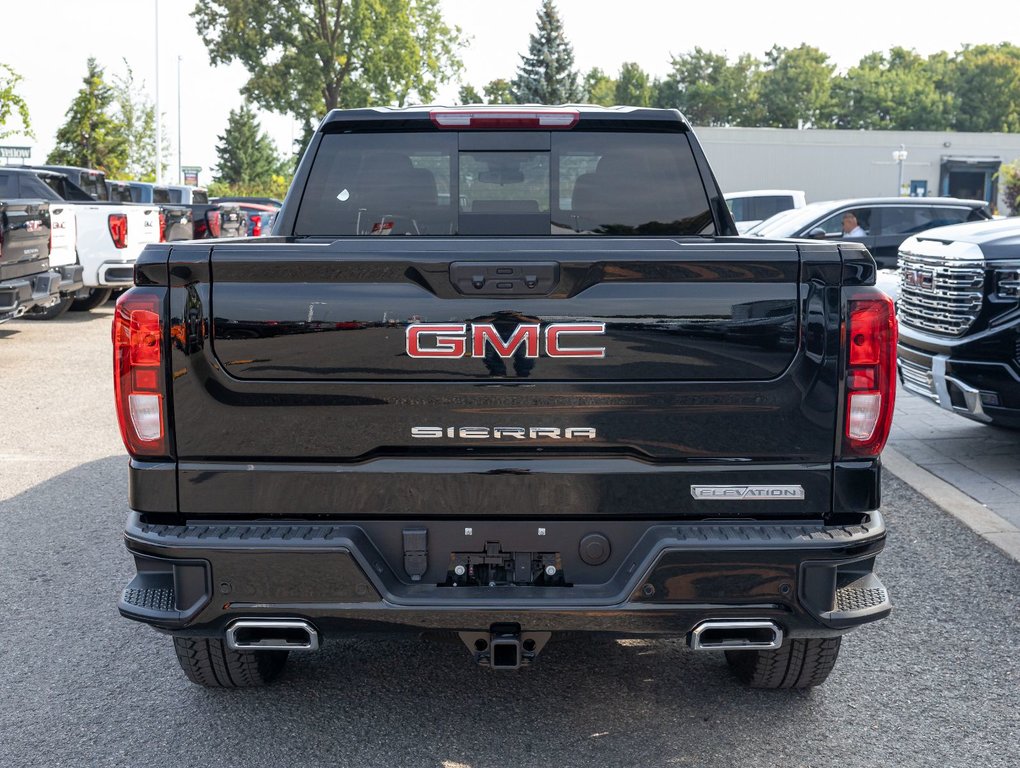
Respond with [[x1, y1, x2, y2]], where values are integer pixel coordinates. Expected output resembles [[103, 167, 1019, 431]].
[[725, 189, 806, 233], [897, 217, 1020, 428], [0, 198, 64, 323], [234, 201, 280, 236], [749, 197, 993, 269], [106, 181, 194, 242], [114, 182, 245, 240], [0, 167, 143, 312], [166, 185, 246, 239], [26, 164, 109, 202]]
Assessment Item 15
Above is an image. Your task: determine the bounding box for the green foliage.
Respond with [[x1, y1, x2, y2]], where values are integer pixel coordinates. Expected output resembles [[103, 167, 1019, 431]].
[[997, 159, 1020, 215], [655, 49, 763, 126], [192, 0, 465, 134], [511, 0, 581, 104], [483, 79, 514, 105], [830, 48, 954, 130], [214, 103, 285, 186], [0, 63, 33, 139], [582, 68, 615, 106], [47, 58, 129, 176], [614, 62, 651, 107], [759, 45, 835, 128], [109, 61, 170, 181], [207, 175, 293, 202], [952, 44, 1020, 132], [458, 84, 482, 104]]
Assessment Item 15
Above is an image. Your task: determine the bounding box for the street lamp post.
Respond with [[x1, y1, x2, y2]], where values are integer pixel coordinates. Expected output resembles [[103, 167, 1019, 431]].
[[892, 144, 908, 196], [154, 0, 161, 184], [177, 55, 182, 185]]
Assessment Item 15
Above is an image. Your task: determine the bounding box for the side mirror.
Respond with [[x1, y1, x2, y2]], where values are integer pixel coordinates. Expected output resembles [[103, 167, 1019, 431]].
[[807, 227, 827, 239]]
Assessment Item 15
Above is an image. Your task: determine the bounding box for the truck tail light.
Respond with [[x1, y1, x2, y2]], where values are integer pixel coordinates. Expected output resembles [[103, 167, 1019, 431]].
[[251, 214, 262, 237], [109, 213, 128, 248], [430, 108, 579, 130], [113, 289, 168, 457], [158, 212, 167, 242], [842, 290, 897, 457], [206, 210, 221, 238]]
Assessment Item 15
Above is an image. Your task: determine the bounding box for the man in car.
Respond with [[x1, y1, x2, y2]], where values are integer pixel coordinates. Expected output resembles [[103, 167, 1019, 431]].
[[842, 211, 866, 237]]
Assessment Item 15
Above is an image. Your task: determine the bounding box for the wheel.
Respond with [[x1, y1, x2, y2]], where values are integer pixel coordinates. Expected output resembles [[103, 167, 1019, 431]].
[[724, 637, 842, 689], [25, 294, 74, 320], [69, 287, 113, 312], [172, 637, 288, 688]]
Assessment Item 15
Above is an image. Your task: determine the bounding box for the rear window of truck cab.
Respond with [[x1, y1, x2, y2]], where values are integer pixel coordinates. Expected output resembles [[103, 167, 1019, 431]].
[[294, 132, 715, 236]]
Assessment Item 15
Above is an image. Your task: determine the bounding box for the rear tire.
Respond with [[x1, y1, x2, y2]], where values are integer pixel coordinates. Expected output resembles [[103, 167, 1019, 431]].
[[69, 287, 113, 312], [724, 637, 842, 689], [172, 637, 289, 688], [25, 295, 74, 320]]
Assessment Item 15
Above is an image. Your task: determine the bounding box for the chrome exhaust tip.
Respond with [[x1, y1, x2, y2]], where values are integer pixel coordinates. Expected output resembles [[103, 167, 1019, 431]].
[[688, 620, 783, 651], [225, 619, 320, 652]]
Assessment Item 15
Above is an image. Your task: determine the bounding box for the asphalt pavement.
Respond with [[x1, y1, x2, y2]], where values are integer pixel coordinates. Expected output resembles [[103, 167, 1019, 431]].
[[1, 307, 1018, 768]]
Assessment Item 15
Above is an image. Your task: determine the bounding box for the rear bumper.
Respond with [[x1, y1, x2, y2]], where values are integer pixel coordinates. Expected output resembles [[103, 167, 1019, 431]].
[[0, 270, 62, 322], [120, 510, 891, 640], [96, 260, 136, 287], [56, 264, 85, 294]]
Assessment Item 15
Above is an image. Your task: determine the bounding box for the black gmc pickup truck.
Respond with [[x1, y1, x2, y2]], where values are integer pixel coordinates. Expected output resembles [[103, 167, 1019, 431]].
[[116, 106, 896, 689]]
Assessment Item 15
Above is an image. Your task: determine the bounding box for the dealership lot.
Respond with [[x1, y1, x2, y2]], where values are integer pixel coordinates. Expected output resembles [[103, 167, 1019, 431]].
[[1, 309, 1018, 768]]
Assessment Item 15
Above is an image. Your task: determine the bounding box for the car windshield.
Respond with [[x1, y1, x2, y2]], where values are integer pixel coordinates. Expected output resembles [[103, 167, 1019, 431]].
[[751, 202, 844, 237]]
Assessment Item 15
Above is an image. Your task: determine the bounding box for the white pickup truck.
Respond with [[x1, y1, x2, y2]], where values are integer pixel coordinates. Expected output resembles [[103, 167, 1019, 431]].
[[3, 167, 159, 313]]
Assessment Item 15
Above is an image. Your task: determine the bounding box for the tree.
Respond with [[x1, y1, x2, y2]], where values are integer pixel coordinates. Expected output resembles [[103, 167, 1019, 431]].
[[0, 63, 33, 139], [110, 61, 170, 181], [192, 0, 465, 136], [830, 48, 954, 130], [581, 67, 615, 106], [654, 49, 763, 126], [483, 78, 514, 105], [759, 44, 834, 128], [951, 43, 1020, 132], [214, 103, 284, 186], [614, 62, 651, 107], [47, 58, 129, 176], [997, 159, 1020, 216], [458, 84, 482, 104], [511, 0, 581, 104]]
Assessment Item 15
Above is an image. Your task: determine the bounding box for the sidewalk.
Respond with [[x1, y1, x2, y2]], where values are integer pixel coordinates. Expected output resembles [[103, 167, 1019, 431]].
[[887, 391, 1020, 529]]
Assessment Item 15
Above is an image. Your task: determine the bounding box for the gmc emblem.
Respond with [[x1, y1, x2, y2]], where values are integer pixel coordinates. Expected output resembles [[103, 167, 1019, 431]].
[[406, 322, 606, 359], [903, 268, 934, 291]]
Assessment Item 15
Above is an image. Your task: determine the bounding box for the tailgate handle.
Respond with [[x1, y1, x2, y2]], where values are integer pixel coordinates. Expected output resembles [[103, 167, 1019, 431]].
[[450, 261, 559, 296]]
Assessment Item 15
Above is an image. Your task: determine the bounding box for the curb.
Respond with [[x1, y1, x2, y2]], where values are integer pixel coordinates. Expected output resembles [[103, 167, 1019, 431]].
[[883, 446, 1020, 563]]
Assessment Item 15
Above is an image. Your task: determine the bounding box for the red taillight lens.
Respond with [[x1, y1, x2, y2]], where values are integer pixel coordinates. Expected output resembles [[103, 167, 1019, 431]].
[[206, 210, 221, 238], [158, 212, 167, 242], [108, 213, 128, 248], [430, 109, 580, 130], [251, 214, 262, 237], [113, 290, 168, 457], [842, 291, 897, 457]]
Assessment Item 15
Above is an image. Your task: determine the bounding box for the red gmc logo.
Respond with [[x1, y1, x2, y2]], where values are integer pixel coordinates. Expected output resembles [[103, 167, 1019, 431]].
[[406, 322, 606, 359]]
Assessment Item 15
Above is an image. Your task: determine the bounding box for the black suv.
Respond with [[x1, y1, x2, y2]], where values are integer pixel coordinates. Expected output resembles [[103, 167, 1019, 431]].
[[897, 217, 1020, 428], [749, 197, 992, 269]]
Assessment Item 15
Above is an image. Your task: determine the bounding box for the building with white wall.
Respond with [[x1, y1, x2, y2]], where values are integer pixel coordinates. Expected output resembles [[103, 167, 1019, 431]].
[[695, 127, 1020, 214]]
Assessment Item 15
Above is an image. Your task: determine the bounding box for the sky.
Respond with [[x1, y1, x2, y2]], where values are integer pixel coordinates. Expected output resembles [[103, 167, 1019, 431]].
[[0, 0, 1015, 184]]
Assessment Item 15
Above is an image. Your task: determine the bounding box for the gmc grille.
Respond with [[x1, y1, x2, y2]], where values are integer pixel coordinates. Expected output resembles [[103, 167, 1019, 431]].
[[897, 251, 984, 337]]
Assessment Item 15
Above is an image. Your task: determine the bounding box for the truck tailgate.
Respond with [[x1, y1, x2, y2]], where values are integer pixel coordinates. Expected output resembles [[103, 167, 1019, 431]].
[[168, 238, 842, 518], [0, 201, 50, 281]]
